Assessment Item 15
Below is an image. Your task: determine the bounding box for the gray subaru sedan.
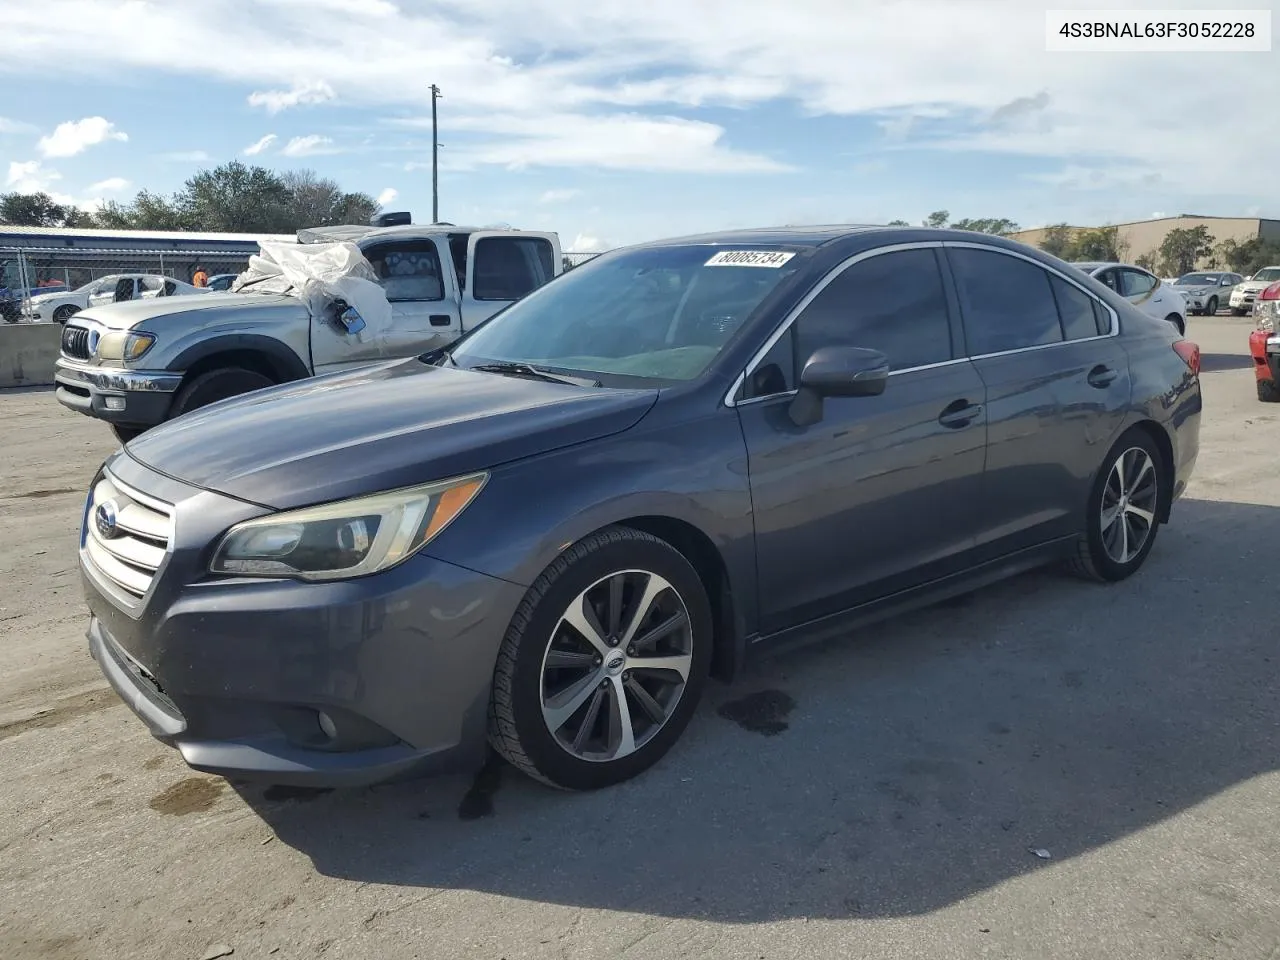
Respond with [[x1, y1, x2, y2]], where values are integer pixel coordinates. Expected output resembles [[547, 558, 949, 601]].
[[78, 225, 1202, 791]]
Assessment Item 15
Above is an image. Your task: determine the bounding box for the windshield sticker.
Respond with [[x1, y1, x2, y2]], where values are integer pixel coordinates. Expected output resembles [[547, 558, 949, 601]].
[[704, 250, 796, 268]]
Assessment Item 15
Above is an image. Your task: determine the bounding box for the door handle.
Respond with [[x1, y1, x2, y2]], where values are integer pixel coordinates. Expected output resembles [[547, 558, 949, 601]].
[[429, 314, 453, 327], [938, 400, 983, 429], [1087, 364, 1118, 388]]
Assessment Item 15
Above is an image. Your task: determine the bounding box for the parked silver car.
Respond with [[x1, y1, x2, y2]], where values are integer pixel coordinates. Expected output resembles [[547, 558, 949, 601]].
[[1172, 271, 1244, 316]]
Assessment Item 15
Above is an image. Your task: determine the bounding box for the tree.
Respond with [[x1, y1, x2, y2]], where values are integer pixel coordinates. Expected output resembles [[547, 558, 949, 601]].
[[950, 217, 1020, 236], [178, 161, 292, 234], [1158, 226, 1215, 277], [1216, 236, 1280, 275], [1066, 226, 1122, 262], [886, 219, 909, 226], [1038, 223, 1075, 257], [280, 169, 377, 229], [1135, 253, 1157, 272], [922, 210, 949, 228], [0, 191, 85, 227]]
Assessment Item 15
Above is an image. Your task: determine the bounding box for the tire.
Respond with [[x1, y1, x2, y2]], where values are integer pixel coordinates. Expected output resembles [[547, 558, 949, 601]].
[[1232, 308, 1247, 317], [1258, 380, 1280, 403], [1067, 428, 1166, 583], [1164, 313, 1185, 335], [170, 367, 275, 418], [53, 304, 80, 323], [488, 525, 713, 791], [1205, 297, 1218, 316], [110, 425, 145, 444]]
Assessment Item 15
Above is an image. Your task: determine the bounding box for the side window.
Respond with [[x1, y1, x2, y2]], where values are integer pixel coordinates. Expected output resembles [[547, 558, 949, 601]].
[[948, 247, 1063, 355], [365, 241, 444, 302], [1050, 275, 1103, 341], [136, 278, 154, 294], [473, 237, 555, 301], [1121, 269, 1155, 298], [1094, 269, 1119, 292], [748, 327, 797, 399], [164, 280, 177, 296]]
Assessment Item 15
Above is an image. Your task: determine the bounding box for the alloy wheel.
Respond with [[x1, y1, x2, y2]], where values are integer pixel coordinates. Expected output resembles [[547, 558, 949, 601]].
[[539, 569, 693, 763], [1099, 446, 1159, 564]]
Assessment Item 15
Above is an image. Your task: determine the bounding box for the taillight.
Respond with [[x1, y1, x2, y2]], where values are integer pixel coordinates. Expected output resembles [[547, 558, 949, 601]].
[[1260, 281, 1280, 301], [1173, 339, 1200, 376]]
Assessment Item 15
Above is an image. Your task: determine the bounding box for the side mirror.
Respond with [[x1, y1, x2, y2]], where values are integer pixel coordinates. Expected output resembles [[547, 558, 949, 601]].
[[789, 345, 890, 427]]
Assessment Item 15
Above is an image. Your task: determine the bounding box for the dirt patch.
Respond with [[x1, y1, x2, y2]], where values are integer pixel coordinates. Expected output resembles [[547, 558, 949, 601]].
[[716, 689, 796, 736], [2, 487, 80, 500], [149, 778, 225, 816], [143, 756, 166, 771], [0, 688, 115, 742]]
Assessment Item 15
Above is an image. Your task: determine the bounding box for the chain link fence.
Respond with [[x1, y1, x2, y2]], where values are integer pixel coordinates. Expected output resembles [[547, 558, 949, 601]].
[[2, 244, 606, 323]]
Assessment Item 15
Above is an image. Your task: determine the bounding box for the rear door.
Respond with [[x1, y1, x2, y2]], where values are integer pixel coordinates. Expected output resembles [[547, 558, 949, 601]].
[[461, 231, 561, 331], [943, 243, 1130, 558], [359, 236, 461, 358]]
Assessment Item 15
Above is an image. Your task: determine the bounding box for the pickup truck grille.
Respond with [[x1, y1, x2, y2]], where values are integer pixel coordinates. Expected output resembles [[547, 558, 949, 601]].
[[61, 324, 91, 360], [83, 473, 172, 603]]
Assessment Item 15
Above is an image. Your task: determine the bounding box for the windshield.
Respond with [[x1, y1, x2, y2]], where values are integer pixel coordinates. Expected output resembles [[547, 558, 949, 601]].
[[1253, 268, 1280, 283], [449, 244, 803, 383], [1177, 273, 1221, 285]]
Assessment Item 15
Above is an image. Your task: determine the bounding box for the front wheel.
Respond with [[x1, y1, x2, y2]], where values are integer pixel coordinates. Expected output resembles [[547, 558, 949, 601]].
[[488, 526, 712, 790], [1067, 429, 1166, 583], [170, 367, 275, 418], [53, 304, 80, 323], [1205, 297, 1218, 316], [1258, 380, 1280, 403]]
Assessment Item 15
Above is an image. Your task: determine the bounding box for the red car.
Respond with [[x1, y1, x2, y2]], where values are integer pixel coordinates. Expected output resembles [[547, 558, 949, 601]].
[[1249, 279, 1280, 401]]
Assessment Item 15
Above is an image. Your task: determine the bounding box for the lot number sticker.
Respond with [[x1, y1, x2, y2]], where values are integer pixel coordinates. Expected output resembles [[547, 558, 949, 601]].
[[704, 250, 796, 268]]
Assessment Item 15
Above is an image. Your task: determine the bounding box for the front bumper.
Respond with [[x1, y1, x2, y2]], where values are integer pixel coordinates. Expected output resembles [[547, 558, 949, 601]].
[[55, 358, 181, 428], [1231, 294, 1260, 311], [80, 454, 527, 787]]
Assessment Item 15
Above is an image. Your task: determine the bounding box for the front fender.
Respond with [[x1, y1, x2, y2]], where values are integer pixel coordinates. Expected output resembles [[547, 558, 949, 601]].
[[421, 404, 760, 636]]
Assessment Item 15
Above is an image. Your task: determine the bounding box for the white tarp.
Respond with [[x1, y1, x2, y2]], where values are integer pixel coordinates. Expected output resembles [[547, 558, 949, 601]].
[[232, 240, 392, 338]]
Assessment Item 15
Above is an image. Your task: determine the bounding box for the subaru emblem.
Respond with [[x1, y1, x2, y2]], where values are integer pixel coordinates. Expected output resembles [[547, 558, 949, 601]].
[[94, 499, 119, 539]]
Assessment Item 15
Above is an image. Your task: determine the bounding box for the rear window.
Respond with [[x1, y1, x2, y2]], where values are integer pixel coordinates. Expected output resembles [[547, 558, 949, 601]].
[[473, 236, 556, 301]]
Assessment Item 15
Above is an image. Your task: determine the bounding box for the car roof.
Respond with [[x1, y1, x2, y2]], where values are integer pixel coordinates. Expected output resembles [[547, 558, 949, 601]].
[[625, 224, 1051, 250], [296, 223, 552, 244]]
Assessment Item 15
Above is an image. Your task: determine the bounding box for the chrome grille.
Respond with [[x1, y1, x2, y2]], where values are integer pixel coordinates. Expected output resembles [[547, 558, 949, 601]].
[[61, 324, 91, 360], [82, 472, 172, 604]]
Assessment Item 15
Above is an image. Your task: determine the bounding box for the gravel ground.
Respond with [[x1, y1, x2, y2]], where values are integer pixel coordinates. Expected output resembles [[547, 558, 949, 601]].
[[1, 316, 1277, 960]]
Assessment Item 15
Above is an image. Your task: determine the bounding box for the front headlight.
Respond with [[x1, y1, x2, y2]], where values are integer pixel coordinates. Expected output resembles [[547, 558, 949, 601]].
[[96, 331, 156, 361], [209, 473, 488, 581]]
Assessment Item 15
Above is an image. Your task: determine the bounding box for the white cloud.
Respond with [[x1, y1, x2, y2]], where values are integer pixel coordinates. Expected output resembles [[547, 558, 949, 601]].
[[538, 188, 580, 204], [248, 80, 336, 114], [7, 159, 60, 191], [87, 176, 129, 193], [160, 150, 211, 162], [37, 116, 127, 158], [281, 134, 338, 157], [375, 186, 398, 206], [569, 232, 610, 252], [243, 133, 278, 156]]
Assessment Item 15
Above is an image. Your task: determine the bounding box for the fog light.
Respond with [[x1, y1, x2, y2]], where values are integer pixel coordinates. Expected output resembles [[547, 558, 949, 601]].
[[103, 396, 126, 411], [317, 711, 337, 740]]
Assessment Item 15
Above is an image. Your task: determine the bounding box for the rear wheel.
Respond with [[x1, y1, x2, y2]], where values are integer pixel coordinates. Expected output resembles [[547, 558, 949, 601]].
[[170, 367, 275, 418], [1164, 313, 1185, 335], [488, 526, 712, 791], [1067, 429, 1165, 583], [1258, 380, 1280, 403]]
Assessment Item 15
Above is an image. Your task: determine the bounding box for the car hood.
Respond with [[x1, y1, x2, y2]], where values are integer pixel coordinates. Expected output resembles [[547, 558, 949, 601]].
[[1237, 281, 1274, 295], [125, 358, 661, 509], [1176, 286, 1217, 296], [30, 291, 80, 305], [74, 292, 302, 330]]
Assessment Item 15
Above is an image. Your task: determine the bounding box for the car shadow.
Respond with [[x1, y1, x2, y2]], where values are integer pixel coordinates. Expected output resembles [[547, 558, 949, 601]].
[[235, 496, 1278, 922], [1199, 353, 1255, 373]]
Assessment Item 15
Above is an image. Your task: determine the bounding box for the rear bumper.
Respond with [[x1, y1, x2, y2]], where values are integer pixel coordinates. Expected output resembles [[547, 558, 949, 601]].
[[1248, 330, 1280, 383], [54, 359, 180, 428]]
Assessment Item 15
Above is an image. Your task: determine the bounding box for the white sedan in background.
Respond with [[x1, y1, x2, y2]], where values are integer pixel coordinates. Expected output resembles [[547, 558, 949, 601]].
[[26, 274, 210, 323], [1071, 261, 1187, 333]]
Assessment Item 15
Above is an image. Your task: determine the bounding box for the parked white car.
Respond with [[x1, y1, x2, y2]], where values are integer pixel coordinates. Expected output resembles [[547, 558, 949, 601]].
[[26, 274, 210, 323], [1171, 271, 1245, 316], [1230, 266, 1280, 316], [1071, 261, 1187, 333]]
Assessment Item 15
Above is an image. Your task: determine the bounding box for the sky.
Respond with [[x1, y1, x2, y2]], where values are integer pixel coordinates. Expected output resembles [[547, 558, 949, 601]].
[[0, 0, 1277, 252]]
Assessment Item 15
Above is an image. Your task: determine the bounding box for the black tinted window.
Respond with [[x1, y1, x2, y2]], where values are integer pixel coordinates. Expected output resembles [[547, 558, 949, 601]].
[[473, 237, 555, 301], [949, 248, 1062, 355], [1049, 275, 1102, 341], [747, 327, 797, 398], [792, 248, 952, 374], [163, 280, 177, 296]]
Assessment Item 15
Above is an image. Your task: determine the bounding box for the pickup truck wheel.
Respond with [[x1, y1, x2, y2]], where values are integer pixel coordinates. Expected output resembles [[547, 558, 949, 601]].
[[171, 367, 275, 418]]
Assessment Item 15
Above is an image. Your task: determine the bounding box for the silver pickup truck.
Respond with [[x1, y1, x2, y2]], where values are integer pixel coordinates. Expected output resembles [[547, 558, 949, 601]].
[[54, 217, 562, 440]]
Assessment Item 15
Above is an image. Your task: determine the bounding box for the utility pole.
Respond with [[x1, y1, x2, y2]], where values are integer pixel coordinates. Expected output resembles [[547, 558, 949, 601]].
[[430, 84, 442, 223]]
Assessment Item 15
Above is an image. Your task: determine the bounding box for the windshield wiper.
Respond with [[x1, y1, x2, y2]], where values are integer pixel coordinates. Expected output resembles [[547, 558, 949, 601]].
[[468, 361, 601, 388]]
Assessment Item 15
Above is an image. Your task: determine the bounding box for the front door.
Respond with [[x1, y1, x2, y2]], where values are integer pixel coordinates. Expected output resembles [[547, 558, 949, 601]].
[[737, 246, 989, 635], [360, 237, 462, 358], [942, 244, 1131, 556], [460, 231, 562, 332]]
